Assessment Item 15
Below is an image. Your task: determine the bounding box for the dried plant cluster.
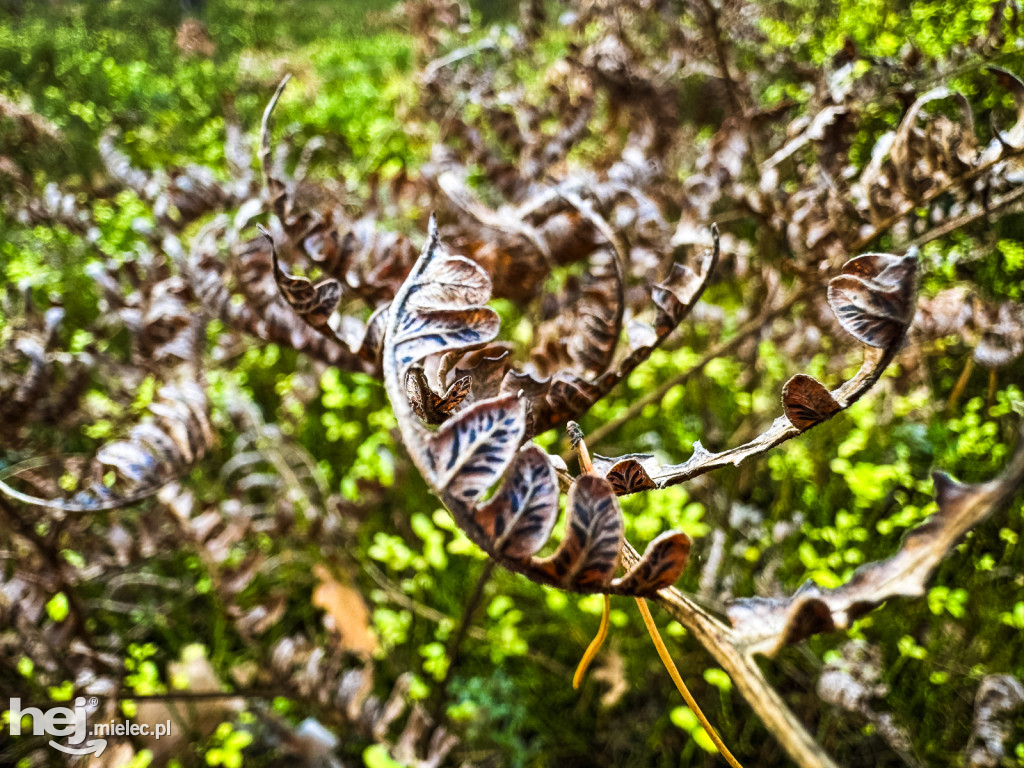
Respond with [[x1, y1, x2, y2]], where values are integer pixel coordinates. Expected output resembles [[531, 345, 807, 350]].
[[2, 1, 1024, 767]]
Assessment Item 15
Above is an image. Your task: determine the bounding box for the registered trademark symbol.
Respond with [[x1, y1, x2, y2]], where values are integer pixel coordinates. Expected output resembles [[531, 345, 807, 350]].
[[88, 697, 98, 709]]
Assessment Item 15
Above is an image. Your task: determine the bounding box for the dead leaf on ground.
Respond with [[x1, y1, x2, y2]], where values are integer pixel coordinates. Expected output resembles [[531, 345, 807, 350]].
[[312, 564, 378, 655]]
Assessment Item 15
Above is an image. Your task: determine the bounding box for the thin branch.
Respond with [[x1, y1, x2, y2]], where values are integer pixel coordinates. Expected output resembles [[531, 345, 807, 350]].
[[900, 185, 1024, 252], [693, 0, 744, 116], [429, 560, 496, 724], [853, 147, 1024, 252], [621, 542, 838, 768], [575, 286, 811, 454]]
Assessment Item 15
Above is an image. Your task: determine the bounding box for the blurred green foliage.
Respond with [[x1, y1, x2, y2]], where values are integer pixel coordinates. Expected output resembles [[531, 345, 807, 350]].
[[2, 0, 1024, 767]]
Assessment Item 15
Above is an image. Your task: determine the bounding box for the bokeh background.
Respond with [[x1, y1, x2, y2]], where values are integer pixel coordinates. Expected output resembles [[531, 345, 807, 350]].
[[2, 1, 1024, 767]]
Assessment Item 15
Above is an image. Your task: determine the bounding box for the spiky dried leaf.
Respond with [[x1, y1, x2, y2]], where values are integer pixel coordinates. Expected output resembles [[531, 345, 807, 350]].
[[726, 425, 1024, 656]]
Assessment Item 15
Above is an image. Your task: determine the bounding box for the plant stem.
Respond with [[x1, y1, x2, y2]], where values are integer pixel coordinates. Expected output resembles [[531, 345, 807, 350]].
[[428, 560, 496, 724], [577, 287, 811, 452], [621, 542, 838, 768], [635, 596, 744, 768], [573, 594, 611, 689]]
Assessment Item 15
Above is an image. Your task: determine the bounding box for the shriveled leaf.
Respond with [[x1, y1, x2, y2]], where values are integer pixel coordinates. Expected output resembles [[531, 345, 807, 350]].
[[593, 454, 658, 494], [545, 373, 601, 420], [439, 343, 514, 402], [452, 347, 513, 400], [612, 530, 690, 596], [566, 248, 624, 375], [391, 306, 500, 372], [0, 381, 211, 512], [429, 393, 527, 505], [499, 368, 551, 399], [384, 218, 500, 380], [535, 475, 623, 592], [726, 425, 1024, 656], [475, 445, 559, 559], [409, 253, 493, 310], [782, 374, 841, 432], [890, 87, 975, 195], [653, 224, 719, 333], [827, 253, 917, 349], [406, 367, 472, 425], [529, 247, 623, 379], [353, 303, 390, 364], [266, 227, 343, 330]]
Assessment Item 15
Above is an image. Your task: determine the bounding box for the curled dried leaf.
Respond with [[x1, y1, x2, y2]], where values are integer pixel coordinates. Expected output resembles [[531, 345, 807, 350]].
[[617, 250, 919, 493], [407, 367, 472, 425], [611, 531, 691, 596], [268, 229, 343, 332], [353, 303, 391, 366], [782, 374, 841, 432], [568, 251, 624, 376], [474, 445, 559, 559], [382, 221, 691, 597], [726, 423, 1024, 656], [534, 474, 623, 592], [429, 393, 527, 507], [444, 345, 513, 401], [592, 453, 658, 494], [827, 252, 918, 349], [528, 227, 718, 434], [653, 225, 719, 334], [0, 382, 212, 512]]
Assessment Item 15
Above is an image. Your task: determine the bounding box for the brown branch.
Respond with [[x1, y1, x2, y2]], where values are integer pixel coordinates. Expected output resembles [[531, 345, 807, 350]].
[[576, 286, 811, 454], [853, 147, 1024, 252], [621, 542, 838, 768], [900, 184, 1024, 252], [693, 0, 744, 116]]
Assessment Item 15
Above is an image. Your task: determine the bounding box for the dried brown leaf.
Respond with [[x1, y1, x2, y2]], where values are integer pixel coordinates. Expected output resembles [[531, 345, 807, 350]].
[[726, 424, 1024, 656], [782, 374, 842, 432], [534, 475, 623, 592], [474, 445, 559, 559], [313, 564, 378, 656]]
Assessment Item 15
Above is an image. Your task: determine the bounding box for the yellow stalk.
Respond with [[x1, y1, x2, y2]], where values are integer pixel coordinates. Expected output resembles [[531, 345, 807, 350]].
[[635, 597, 744, 768], [573, 594, 611, 689]]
